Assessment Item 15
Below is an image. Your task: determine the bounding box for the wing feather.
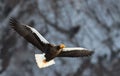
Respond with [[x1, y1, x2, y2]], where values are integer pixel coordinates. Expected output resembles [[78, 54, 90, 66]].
[[9, 17, 48, 52], [26, 25, 49, 44], [58, 47, 94, 57]]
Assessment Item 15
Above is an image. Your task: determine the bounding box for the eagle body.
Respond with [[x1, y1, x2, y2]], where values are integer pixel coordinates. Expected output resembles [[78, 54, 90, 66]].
[[9, 17, 94, 68]]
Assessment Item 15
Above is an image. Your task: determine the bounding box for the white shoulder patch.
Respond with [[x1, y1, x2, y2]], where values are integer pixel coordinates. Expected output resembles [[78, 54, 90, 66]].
[[26, 25, 49, 43], [35, 54, 55, 68], [62, 47, 88, 51]]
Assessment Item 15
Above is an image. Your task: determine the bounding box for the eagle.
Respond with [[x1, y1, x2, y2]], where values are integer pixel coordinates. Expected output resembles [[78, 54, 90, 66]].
[[9, 17, 94, 68]]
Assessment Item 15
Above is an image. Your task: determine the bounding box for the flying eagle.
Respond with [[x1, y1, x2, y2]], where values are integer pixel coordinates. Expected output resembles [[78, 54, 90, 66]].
[[9, 17, 94, 68]]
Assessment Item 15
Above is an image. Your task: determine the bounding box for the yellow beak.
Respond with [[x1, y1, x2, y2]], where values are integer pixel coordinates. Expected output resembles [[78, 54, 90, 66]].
[[60, 44, 65, 49]]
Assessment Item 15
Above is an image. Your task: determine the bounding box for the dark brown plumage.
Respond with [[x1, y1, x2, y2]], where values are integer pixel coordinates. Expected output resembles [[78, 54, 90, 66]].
[[9, 17, 64, 61], [9, 17, 94, 68], [58, 49, 94, 57]]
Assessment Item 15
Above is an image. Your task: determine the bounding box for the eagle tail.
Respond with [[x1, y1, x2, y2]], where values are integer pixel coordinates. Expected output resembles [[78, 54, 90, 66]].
[[35, 54, 55, 68]]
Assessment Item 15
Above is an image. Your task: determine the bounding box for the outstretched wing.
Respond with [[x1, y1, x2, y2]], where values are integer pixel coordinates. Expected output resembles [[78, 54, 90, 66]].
[[58, 47, 94, 57], [9, 17, 49, 52]]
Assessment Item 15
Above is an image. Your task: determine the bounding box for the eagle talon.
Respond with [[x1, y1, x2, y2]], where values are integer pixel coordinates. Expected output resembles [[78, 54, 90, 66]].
[[43, 59, 47, 63]]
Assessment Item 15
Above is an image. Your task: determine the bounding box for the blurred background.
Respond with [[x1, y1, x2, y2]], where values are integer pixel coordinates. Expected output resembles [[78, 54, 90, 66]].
[[0, 0, 120, 76]]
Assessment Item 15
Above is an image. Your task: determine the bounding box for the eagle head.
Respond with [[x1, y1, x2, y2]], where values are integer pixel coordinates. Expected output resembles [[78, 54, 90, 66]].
[[55, 44, 65, 50]]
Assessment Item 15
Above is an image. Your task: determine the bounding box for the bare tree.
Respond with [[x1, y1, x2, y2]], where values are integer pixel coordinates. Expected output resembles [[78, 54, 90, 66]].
[[0, 0, 120, 76]]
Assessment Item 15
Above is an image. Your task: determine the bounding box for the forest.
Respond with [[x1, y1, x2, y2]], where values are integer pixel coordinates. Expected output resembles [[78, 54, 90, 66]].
[[0, 0, 120, 76]]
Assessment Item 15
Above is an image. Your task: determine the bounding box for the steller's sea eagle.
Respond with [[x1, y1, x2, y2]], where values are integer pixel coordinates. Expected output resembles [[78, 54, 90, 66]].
[[9, 17, 94, 68]]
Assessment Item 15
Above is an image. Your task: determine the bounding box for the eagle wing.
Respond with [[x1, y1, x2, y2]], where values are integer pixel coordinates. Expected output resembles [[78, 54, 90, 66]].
[[58, 47, 94, 57], [9, 17, 49, 52]]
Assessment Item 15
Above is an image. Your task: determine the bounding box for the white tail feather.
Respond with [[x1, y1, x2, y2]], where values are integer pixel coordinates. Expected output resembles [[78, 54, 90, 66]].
[[35, 54, 55, 68]]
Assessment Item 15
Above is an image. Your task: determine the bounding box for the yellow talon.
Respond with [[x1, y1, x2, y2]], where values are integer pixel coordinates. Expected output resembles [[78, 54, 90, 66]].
[[60, 44, 65, 49], [43, 59, 47, 63]]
